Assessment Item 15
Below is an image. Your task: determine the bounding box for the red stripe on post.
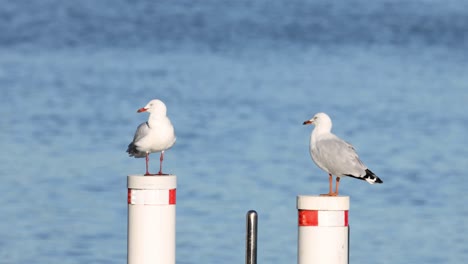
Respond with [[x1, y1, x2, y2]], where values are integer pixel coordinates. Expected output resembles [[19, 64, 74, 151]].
[[344, 210, 348, 226], [127, 189, 131, 204], [169, 189, 176, 205], [298, 210, 318, 226]]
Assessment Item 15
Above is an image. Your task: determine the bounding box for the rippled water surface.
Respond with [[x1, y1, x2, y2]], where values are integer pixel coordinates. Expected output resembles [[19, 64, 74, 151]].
[[0, 1, 467, 263]]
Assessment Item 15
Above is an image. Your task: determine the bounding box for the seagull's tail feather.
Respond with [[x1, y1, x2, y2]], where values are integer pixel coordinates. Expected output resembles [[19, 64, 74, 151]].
[[126, 142, 146, 158], [345, 169, 383, 184]]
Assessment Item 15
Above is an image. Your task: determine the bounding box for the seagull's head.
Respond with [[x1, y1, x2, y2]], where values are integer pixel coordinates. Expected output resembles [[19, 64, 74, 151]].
[[137, 99, 167, 116], [303, 112, 332, 129]]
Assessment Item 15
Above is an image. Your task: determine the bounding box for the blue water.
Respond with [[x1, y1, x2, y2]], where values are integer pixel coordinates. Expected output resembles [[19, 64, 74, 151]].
[[1, 1, 467, 263]]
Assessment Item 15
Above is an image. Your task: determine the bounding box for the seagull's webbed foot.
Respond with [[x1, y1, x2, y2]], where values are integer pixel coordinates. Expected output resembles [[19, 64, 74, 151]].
[[144, 171, 170, 176], [320, 192, 338, 197]]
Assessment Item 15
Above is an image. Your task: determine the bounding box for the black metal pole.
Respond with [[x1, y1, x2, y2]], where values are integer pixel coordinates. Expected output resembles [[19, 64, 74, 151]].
[[246, 210, 258, 264]]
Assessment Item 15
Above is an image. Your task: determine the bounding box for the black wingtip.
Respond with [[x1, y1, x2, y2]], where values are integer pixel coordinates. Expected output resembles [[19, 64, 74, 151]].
[[345, 169, 383, 184], [126, 142, 138, 156], [365, 169, 383, 184]]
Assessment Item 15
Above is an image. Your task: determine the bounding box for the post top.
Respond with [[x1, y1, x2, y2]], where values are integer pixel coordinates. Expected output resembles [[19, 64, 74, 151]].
[[127, 174, 177, 189], [297, 195, 349, 210]]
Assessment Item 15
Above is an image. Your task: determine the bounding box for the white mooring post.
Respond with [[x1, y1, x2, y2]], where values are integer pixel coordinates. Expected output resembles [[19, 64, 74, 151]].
[[297, 195, 349, 264], [127, 175, 177, 264]]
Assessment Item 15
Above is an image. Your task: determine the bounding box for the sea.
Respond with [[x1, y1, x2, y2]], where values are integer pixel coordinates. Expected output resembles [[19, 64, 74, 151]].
[[0, 0, 467, 263]]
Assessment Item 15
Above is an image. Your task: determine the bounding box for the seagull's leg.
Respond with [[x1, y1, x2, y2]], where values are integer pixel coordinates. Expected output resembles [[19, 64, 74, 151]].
[[334, 177, 340, 196], [328, 174, 333, 195], [157, 151, 164, 175], [320, 174, 334, 196], [144, 152, 151, 176]]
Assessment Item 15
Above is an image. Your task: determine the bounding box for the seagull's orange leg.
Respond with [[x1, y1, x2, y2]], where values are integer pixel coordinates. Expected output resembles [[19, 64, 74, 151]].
[[157, 152, 164, 175], [334, 177, 340, 196], [144, 153, 151, 176], [320, 174, 336, 196]]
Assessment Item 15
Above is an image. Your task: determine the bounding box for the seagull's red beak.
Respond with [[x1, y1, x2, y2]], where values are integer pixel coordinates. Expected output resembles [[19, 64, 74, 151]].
[[137, 108, 147, 113], [303, 120, 313, 125]]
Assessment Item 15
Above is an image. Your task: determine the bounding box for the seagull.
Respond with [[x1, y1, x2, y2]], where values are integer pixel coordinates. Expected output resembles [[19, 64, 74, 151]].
[[127, 99, 176, 176], [303, 112, 382, 196]]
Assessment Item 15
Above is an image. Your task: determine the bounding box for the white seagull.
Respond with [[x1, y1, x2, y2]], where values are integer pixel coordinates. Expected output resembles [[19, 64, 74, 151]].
[[303, 112, 382, 196], [127, 99, 176, 175]]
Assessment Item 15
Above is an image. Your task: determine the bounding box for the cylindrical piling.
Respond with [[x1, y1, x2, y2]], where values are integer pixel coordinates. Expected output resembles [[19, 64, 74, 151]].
[[297, 195, 349, 264], [127, 175, 177, 264]]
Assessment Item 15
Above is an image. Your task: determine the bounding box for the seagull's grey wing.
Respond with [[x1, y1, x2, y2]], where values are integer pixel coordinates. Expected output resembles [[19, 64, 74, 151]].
[[313, 135, 367, 177], [127, 122, 150, 157], [132, 122, 150, 143]]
